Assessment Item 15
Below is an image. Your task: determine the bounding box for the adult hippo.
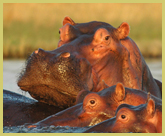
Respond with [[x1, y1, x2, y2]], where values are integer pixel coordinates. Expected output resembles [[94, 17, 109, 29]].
[[17, 17, 161, 108], [3, 89, 63, 126], [85, 98, 162, 133], [27, 83, 162, 128]]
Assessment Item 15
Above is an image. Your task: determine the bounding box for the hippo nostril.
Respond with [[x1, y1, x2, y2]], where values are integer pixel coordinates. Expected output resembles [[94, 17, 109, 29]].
[[61, 52, 70, 58], [34, 48, 46, 56], [34, 50, 38, 54]]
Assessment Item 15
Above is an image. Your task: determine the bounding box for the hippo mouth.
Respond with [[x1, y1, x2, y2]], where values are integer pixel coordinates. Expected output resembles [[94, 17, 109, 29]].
[[88, 112, 114, 126], [18, 77, 88, 108], [19, 84, 79, 97], [18, 84, 79, 108], [17, 49, 94, 108]]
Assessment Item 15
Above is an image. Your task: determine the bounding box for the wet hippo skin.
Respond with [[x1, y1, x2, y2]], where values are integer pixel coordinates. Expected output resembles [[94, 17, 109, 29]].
[[17, 17, 162, 108], [27, 83, 161, 128], [84, 98, 162, 133], [3, 89, 63, 126]]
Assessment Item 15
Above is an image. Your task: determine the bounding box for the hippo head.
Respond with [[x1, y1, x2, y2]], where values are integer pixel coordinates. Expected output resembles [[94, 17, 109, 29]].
[[17, 16, 137, 108], [17, 50, 95, 108], [27, 82, 153, 128], [110, 99, 161, 133], [27, 91, 115, 128], [85, 98, 162, 133]]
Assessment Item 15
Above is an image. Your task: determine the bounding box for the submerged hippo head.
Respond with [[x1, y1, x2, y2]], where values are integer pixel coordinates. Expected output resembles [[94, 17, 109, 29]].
[[27, 83, 161, 128], [85, 98, 162, 133], [18, 17, 161, 108]]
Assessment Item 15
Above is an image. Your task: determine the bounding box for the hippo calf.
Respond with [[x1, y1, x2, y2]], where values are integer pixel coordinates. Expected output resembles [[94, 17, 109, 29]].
[[27, 83, 161, 128], [85, 98, 162, 133], [17, 17, 161, 108]]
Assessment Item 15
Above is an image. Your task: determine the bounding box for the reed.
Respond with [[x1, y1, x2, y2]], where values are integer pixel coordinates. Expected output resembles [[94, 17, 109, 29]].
[[3, 3, 162, 59]]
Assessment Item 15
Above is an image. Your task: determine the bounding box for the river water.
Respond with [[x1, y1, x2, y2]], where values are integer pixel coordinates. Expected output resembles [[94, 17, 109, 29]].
[[3, 59, 162, 133]]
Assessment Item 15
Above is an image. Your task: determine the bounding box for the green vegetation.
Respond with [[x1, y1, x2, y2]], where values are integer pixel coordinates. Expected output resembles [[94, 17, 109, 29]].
[[3, 21, 60, 58], [3, 3, 162, 59]]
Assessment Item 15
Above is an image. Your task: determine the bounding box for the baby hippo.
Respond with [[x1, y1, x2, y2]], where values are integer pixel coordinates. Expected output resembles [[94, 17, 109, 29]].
[[27, 82, 161, 128], [85, 98, 162, 133]]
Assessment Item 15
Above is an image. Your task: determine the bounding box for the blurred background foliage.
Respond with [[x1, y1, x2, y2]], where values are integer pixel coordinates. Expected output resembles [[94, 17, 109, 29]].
[[3, 3, 162, 59]]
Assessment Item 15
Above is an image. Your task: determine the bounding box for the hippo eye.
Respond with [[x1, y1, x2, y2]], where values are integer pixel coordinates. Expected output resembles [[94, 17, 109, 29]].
[[105, 36, 110, 40], [59, 30, 61, 34], [121, 114, 126, 119], [90, 100, 95, 105]]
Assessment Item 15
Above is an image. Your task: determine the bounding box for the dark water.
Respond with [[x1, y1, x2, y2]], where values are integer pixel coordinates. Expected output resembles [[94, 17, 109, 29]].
[[3, 126, 89, 133], [3, 59, 162, 133]]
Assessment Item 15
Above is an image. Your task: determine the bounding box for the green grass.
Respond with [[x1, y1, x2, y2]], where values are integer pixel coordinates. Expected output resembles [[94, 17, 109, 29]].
[[3, 21, 60, 58], [3, 3, 162, 59]]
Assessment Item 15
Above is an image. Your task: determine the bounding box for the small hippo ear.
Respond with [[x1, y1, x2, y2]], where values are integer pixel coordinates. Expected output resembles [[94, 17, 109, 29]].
[[63, 16, 75, 26], [117, 22, 130, 40], [146, 98, 155, 118], [114, 82, 125, 101]]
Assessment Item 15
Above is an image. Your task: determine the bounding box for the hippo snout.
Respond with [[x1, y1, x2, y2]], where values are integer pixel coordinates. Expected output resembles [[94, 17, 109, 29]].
[[17, 48, 94, 108], [34, 48, 71, 59]]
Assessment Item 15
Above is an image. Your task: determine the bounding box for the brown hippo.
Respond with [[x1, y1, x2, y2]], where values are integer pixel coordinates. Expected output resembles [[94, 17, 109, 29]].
[[3, 89, 63, 126], [84, 98, 162, 133], [27, 83, 162, 128], [17, 17, 161, 108]]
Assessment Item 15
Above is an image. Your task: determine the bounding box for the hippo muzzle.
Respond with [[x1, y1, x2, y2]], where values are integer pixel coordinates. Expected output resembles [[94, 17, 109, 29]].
[[17, 48, 94, 108]]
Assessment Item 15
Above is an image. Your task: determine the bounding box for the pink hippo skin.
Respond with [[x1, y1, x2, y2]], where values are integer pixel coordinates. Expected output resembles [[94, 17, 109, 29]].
[[27, 83, 161, 128], [17, 17, 161, 108], [85, 98, 162, 133]]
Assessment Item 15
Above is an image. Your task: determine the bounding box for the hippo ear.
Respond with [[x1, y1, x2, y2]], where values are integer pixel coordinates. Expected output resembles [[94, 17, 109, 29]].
[[117, 22, 130, 40], [114, 82, 125, 101], [63, 16, 75, 26], [146, 98, 155, 118]]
